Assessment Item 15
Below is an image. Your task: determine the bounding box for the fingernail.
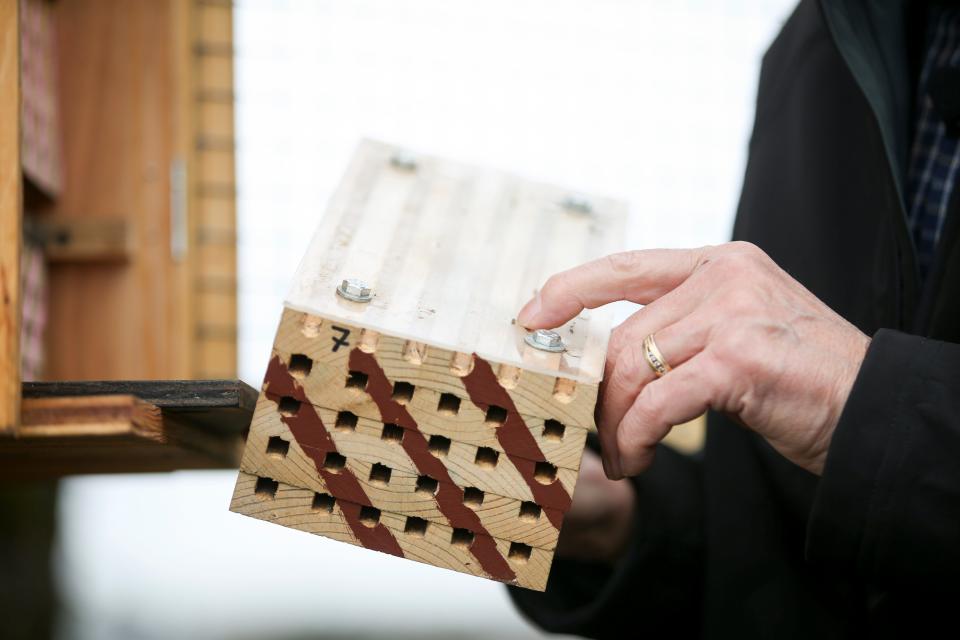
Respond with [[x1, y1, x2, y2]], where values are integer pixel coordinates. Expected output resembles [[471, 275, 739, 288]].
[[602, 453, 622, 480], [517, 293, 542, 328]]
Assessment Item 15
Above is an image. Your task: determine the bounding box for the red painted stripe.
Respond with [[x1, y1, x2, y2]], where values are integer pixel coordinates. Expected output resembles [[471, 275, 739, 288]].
[[263, 356, 404, 558], [461, 356, 572, 527], [349, 349, 517, 583]]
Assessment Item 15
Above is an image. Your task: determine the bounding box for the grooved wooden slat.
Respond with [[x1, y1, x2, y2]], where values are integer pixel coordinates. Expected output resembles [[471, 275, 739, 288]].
[[231, 472, 552, 591], [266, 351, 588, 470], [240, 394, 565, 548], [273, 309, 598, 429], [188, 0, 237, 379], [1, 383, 256, 479]]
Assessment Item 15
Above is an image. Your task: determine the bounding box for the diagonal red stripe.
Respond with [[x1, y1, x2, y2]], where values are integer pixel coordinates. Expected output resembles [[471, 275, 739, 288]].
[[461, 356, 572, 527], [263, 356, 404, 558], [348, 349, 517, 583]]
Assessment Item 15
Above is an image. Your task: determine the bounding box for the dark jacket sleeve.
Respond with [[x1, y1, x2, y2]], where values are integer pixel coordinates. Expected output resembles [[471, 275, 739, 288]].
[[508, 445, 704, 639], [807, 329, 960, 588]]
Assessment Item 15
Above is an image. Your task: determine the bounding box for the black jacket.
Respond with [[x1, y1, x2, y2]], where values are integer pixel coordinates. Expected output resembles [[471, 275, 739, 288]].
[[509, 1, 960, 637]]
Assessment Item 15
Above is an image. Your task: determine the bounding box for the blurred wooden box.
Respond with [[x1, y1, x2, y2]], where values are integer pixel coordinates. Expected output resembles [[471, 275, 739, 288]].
[[1, 0, 243, 471]]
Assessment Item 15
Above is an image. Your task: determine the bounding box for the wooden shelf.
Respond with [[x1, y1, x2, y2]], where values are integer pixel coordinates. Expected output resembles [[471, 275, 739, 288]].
[[1, 380, 256, 480]]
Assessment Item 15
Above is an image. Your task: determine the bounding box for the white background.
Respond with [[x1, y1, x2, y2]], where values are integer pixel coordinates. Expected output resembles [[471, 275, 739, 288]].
[[56, 1, 795, 638]]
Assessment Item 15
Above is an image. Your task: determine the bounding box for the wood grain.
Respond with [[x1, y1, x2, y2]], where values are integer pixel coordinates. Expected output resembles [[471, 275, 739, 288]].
[[0, 0, 21, 435], [22, 378, 256, 435], [43, 0, 238, 382], [1, 385, 255, 479], [285, 140, 625, 384], [240, 394, 566, 548], [185, 0, 237, 379], [266, 349, 588, 470], [231, 472, 552, 591], [273, 308, 599, 430], [45, 0, 185, 380]]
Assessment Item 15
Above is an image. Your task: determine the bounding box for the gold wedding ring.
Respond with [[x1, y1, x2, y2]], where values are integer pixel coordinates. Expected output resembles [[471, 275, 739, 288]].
[[642, 333, 672, 378]]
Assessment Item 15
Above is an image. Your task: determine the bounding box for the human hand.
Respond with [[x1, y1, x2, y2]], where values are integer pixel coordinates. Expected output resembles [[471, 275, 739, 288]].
[[555, 448, 636, 565], [518, 242, 870, 479]]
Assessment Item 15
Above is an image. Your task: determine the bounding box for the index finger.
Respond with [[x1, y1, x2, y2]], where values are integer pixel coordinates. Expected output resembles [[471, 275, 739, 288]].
[[517, 248, 708, 330]]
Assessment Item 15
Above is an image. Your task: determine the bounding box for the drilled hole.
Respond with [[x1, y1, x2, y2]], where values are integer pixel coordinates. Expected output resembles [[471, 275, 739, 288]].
[[265, 436, 290, 458], [323, 452, 346, 473], [405, 516, 429, 537], [288, 353, 313, 378], [359, 329, 380, 353], [543, 419, 566, 442], [335, 411, 358, 432], [497, 364, 521, 389], [474, 447, 499, 469], [451, 528, 475, 549], [437, 393, 460, 415], [449, 352, 474, 376], [519, 501, 542, 522], [428, 435, 451, 458], [255, 476, 278, 499], [300, 314, 322, 338], [509, 542, 532, 564], [402, 340, 428, 364], [552, 377, 576, 403], [277, 396, 301, 417], [463, 487, 484, 509], [369, 462, 392, 486], [359, 506, 381, 527], [345, 370, 368, 390], [392, 381, 415, 405], [416, 475, 439, 495], [485, 405, 507, 426], [312, 492, 335, 513], [381, 423, 404, 442], [534, 461, 557, 484]]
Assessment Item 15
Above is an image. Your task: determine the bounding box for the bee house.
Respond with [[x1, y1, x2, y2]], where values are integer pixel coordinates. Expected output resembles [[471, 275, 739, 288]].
[[230, 140, 626, 590]]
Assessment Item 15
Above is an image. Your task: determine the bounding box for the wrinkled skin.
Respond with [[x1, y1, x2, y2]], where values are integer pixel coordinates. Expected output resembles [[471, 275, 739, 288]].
[[519, 242, 871, 480]]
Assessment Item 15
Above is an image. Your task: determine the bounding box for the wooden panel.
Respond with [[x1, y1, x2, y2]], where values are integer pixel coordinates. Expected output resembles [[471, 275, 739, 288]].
[[196, 242, 236, 281], [197, 149, 234, 184], [198, 101, 233, 139], [22, 378, 256, 435], [45, 0, 189, 380], [197, 2, 232, 44], [0, 0, 21, 434], [2, 379, 257, 480], [286, 140, 626, 384], [196, 53, 232, 94], [185, 0, 237, 379], [197, 336, 237, 379]]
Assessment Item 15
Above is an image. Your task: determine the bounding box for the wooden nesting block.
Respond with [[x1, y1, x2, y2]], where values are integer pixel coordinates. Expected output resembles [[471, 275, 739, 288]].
[[231, 140, 626, 591]]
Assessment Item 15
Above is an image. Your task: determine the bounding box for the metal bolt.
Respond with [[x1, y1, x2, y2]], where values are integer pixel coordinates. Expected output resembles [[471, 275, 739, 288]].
[[525, 329, 565, 353], [390, 150, 418, 171], [336, 278, 373, 303], [561, 194, 593, 215]]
